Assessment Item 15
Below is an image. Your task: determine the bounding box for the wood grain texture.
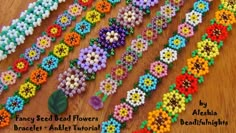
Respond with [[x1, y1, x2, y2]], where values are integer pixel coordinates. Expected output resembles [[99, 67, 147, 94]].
[[0, 0, 236, 132]]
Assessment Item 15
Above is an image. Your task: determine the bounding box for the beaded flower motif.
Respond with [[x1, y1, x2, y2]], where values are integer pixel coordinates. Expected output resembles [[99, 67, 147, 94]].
[[197, 39, 219, 60], [19, 82, 37, 99], [36, 35, 52, 49], [121, 51, 138, 67], [178, 23, 194, 38], [56, 13, 72, 28], [101, 118, 121, 133], [0, 109, 11, 128], [221, 0, 236, 12], [98, 24, 127, 50], [58, 67, 86, 97], [116, 4, 143, 28], [111, 65, 128, 81], [77, 45, 107, 73], [142, 27, 158, 40], [160, 47, 177, 64], [113, 103, 133, 123], [176, 73, 198, 96], [152, 14, 168, 30], [168, 34, 186, 50], [132, 0, 158, 9], [186, 10, 202, 27], [85, 10, 101, 24], [53, 43, 70, 58], [206, 23, 228, 42], [162, 90, 186, 115], [193, 0, 209, 13], [126, 88, 146, 107], [130, 38, 149, 53], [64, 32, 81, 47], [160, 4, 176, 18], [41, 55, 59, 72], [89, 96, 103, 110], [5, 95, 24, 114], [46, 24, 62, 38], [215, 9, 235, 26], [30, 68, 48, 85], [75, 20, 91, 36], [147, 109, 171, 132], [170, 0, 184, 7], [100, 77, 118, 96], [187, 56, 209, 77], [138, 73, 158, 92], [24, 47, 41, 62], [78, 0, 93, 7], [68, 3, 83, 17], [95, 1, 111, 13], [13, 58, 29, 73], [150, 61, 168, 79], [0, 70, 17, 86]]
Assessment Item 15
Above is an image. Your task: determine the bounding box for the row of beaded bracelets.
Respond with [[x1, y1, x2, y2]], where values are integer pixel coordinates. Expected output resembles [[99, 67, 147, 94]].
[[0, 0, 95, 96], [133, 1, 236, 132], [0, 0, 66, 61], [101, 0, 214, 132], [47, 0, 160, 115], [90, 0, 188, 110], [0, 0, 120, 128]]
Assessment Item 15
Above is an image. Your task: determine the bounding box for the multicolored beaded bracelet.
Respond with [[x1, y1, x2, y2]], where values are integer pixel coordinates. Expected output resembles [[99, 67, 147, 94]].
[[0, 0, 118, 128], [133, 1, 236, 133], [0, 0, 94, 96], [0, 0, 66, 61], [47, 0, 161, 114], [101, 0, 214, 132], [90, 0, 188, 110]]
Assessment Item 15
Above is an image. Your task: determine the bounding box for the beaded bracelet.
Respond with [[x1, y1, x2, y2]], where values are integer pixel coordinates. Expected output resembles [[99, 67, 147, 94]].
[[90, 0, 187, 110], [101, 0, 215, 132], [47, 0, 161, 115], [0, 0, 95, 96], [133, 1, 236, 133], [0, 0, 119, 128], [0, 0, 66, 61]]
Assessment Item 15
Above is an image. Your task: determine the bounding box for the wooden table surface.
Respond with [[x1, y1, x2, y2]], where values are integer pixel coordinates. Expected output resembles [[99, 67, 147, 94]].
[[0, 0, 235, 133]]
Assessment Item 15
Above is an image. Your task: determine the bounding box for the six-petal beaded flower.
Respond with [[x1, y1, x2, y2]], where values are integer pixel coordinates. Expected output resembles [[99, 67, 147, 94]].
[[56, 13, 72, 28], [206, 23, 228, 42], [77, 45, 107, 73], [221, 0, 236, 12], [197, 39, 219, 60], [85, 10, 101, 24], [177, 23, 194, 38], [162, 90, 186, 115], [138, 73, 158, 92], [64, 32, 81, 47], [186, 10, 202, 27], [151, 14, 168, 30], [46, 24, 62, 38], [53, 43, 70, 58], [193, 0, 209, 13], [13, 58, 29, 73], [68, 3, 83, 17], [176, 73, 198, 96], [142, 27, 158, 40], [75, 20, 91, 36], [24, 47, 41, 62], [160, 47, 178, 64], [187, 56, 209, 77], [215, 9, 236, 26], [113, 103, 133, 123], [126, 88, 146, 107], [132, 0, 158, 9], [41, 55, 59, 71], [147, 109, 171, 133], [58, 66, 86, 97], [5, 95, 24, 114], [0, 109, 11, 128], [102, 118, 121, 133], [150, 61, 168, 78], [116, 4, 143, 28], [100, 77, 118, 96], [121, 51, 138, 67], [111, 65, 128, 80], [36, 35, 52, 49], [160, 4, 176, 18], [30, 68, 48, 85], [95, 1, 111, 13], [98, 24, 127, 50], [130, 38, 149, 53], [0, 70, 17, 86], [168, 34, 186, 50], [19, 82, 37, 99]]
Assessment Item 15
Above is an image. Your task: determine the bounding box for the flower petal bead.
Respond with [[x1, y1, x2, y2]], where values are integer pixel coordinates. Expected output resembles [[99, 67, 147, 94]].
[[150, 61, 168, 78], [95, 1, 111, 13], [206, 23, 228, 42], [46, 24, 62, 38], [193, 0, 209, 13], [215, 9, 236, 26], [12, 58, 29, 73], [138, 73, 158, 93], [120, 51, 138, 67], [126, 88, 146, 107], [19, 82, 37, 99], [116, 4, 144, 28], [78, 0, 93, 7], [56, 12, 72, 28], [24, 47, 41, 62], [57, 67, 86, 97], [89, 96, 104, 110], [177, 23, 194, 38], [187, 56, 209, 77], [186, 10, 202, 27], [100, 78, 118, 96], [197, 39, 219, 60], [151, 14, 168, 30], [53, 43, 70, 58], [168, 34, 186, 50], [176, 73, 198, 96], [161, 4, 176, 18], [0, 109, 11, 128], [75, 20, 91, 36], [0, 70, 17, 86], [162, 90, 186, 115], [113, 103, 133, 123], [132, 0, 158, 9], [30, 68, 48, 85], [102, 118, 121, 133], [41, 55, 59, 72], [36, 35, 52, 49], [64, 32, 81, 47], [142, 27, 158, 41], [68, 3, 83, 17], [130, 38, 149, 53], [111, 65, 128, 80], [5, 95, 24, 114], [77, 45, 107, 73], [160, 47, 178, 64], [85, 10, 101, 24], [221, 0, 236, 12]]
